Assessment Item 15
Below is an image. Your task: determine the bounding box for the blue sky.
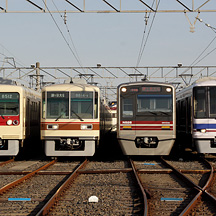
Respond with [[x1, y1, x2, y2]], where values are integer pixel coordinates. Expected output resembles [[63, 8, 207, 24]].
[[0, 1, 216, 95]]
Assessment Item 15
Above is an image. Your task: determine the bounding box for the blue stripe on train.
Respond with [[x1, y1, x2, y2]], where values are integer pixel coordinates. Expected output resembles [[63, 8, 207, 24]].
[[193, 124, 216, 129]]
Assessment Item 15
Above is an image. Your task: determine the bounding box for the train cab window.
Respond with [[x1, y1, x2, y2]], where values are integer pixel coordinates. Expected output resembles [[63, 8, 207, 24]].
[[209, 87, 216, 118], [137, 95, 172, 113], [0, 93, 19, 116], [71, 92, 93, 119], [47, 92, 69, 119], [122, 98, 133, 117], [194, 87, 207, 118]]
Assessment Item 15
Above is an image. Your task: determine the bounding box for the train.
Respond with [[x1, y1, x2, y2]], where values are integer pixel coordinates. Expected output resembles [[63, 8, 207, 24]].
[[117, 81, 176, 155], [108, 101, 117, 132], [176, 77, 216, 153], [0, 82, 40, 156], [41, 81, 112, 157]]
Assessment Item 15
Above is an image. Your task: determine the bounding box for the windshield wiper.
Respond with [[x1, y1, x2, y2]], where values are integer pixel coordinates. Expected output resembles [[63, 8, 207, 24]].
[[158, 111, 169, 116], [147, 111, 157, 116], [71, 110, 84, 121], [55, 114, 63, 121], [1, 115, 4, 119]]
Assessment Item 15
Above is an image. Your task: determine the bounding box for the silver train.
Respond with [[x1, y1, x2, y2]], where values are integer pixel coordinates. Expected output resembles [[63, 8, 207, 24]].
[[41, 81, 112, 157], [117, 81, 176, 155], [0, 83, 40, 156], [176, 77, 216, 153]]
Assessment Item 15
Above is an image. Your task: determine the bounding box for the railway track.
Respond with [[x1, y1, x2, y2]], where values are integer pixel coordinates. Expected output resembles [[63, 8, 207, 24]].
[[0, 155, 216, 215], [0, 159, 81, 216], [132, 155, 216, 215], [37, 160, 146, 215]]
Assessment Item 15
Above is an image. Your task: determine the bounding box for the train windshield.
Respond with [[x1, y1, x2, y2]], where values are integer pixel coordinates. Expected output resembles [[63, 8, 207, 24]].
[[47, 92, 69, 119], [0, 93, 19, 116], [71, 92, 93, 119], [194, 86, 216, 118], [122, 98, 133, 117], [137, 95, 172, 113], [209, 87, 216, 118]]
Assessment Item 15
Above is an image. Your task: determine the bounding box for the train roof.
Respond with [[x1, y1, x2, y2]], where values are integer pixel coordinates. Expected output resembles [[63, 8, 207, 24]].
[[193, 77, 216, 86], [42, 83, 100, 92], [117, 81, 174, 88], [0, 84, 40, 97]]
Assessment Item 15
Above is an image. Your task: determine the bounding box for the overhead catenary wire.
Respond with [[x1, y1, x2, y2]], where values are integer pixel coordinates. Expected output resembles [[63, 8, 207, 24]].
[[136, 0, 160, 69], [41, 0, 84, 72], [51, 0, 83, 68], [168, 17, 216, 84]]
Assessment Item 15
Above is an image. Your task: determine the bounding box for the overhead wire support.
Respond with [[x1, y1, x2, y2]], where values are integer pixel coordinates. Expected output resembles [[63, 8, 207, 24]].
[[102, 0, 120, 12], [138, 0, 156, 12], [65, 0, 84, 12], [26, 0, 44, 11]]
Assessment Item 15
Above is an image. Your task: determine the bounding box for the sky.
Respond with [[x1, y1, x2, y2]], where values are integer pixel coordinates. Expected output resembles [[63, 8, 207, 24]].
[[0, 0, 216, 99]]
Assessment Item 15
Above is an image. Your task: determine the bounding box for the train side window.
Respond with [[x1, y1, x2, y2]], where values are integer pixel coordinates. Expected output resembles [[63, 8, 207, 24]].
[[194, 87, 207, 118], [122, 98, 133, 117], [94, 92, 98, 119]]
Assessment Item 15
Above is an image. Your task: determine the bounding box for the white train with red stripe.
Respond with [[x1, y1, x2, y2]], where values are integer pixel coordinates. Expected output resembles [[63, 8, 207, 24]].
[[41, 80, 110, 157], [117, 81, 176, 155], [176, 77, 216, 153], [0, 82, 40, 156]]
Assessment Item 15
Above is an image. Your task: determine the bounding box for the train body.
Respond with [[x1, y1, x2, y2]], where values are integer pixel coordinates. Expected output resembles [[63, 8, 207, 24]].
[[41, 82, 111, 157], [108, 101, 117, 132], [0, 84, 40, 156], [176, 77, 216, 153], [117, 81, 176, 155]]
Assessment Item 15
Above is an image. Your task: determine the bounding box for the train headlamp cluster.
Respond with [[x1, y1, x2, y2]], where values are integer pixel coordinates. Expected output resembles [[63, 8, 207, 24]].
[[200, 129, 206, 133], [81, 124, 93, 130], [166, 88, 172, 92], [6, 120, 19, 125], [121, 87, 127, 92], [47, 124, 59, 130]]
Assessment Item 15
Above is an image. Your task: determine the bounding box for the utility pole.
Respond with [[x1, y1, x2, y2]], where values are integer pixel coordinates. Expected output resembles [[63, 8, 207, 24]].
[[36, 62, 40, 91]]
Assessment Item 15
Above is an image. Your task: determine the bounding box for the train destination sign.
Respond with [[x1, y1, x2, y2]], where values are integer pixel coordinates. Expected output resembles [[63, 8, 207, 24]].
[[0, 93, 19, 100], [142, 87, 161, 92]]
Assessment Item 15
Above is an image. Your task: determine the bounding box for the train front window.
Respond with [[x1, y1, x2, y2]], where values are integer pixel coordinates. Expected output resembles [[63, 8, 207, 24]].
[[47, 92, 69, 119], [122, 98, 133, 117], [194, 87, 207, 118], [0, 93, 19, 116], [71, 92, 93, 119], [209, 87, 216, 118], [137, 95, 172, 113]]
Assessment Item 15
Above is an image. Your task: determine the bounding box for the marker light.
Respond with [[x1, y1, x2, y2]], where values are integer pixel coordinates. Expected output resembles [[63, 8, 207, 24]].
[[7, 120, 13, 125], [121, 87, 127, 92], [13, 120, 19, 125], [201, 129, 206, 133], [166, 87, 172, 92]]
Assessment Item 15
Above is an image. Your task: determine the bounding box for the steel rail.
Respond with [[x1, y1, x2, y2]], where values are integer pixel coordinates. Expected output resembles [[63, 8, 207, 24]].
[[0, 160, 56, 195], [0, 158, 14, 166], [160, 157, 216, 215], [130, 159, 148, 216], [36, 159, 88, 216]]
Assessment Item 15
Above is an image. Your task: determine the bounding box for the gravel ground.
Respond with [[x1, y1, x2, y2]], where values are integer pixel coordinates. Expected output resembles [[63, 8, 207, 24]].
[[49, 161, 143, 216]]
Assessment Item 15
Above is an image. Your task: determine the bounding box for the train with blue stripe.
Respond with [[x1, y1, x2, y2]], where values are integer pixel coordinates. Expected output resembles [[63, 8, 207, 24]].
[[176, 77, 216, 153], [117, 81, 176, 155]]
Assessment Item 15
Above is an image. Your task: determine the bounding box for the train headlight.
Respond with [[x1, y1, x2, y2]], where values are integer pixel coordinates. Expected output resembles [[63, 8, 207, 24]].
[[81, 124, 93, 130], [47, 124, 59, 130], [121, 87, 127, 92], [166, 87, 172, 92], [201, 129, 206, 133], [7, 120, 13, 125]]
